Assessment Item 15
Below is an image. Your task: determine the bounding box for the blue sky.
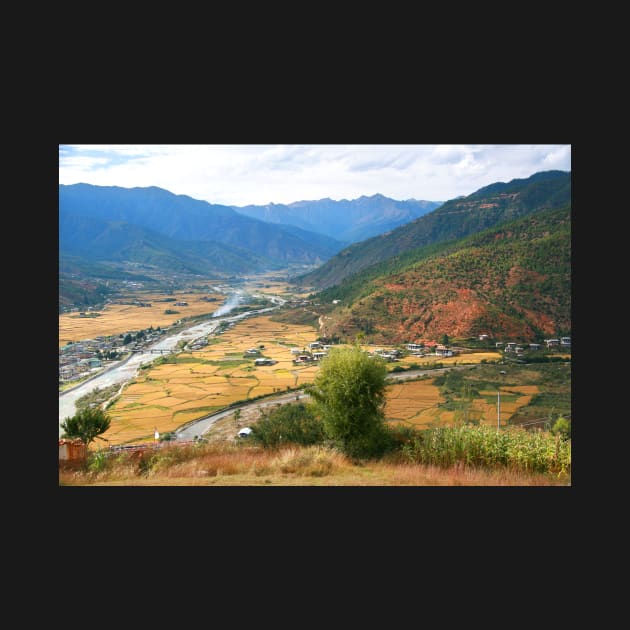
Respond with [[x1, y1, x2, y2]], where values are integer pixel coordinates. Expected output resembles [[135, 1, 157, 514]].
[[58, 144, 571, 207]]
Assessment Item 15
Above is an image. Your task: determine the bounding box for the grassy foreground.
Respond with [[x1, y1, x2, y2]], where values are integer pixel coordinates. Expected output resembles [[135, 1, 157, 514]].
[[59, 440, 570, 486]]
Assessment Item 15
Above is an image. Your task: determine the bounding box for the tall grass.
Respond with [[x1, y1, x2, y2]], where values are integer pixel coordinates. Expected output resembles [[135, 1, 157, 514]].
[[400, 425, 570, 475], [59, 440, 569, 485]]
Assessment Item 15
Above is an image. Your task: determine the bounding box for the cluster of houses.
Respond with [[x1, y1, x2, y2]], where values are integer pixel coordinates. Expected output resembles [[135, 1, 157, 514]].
[[404, 342, 455, 358], [290, 341, 331, 364], [490, 336, 571, 355], [59, 328, 167, 383]]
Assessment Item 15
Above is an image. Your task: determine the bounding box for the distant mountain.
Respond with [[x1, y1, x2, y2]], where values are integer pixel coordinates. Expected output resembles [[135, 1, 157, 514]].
[[59, 184, 345, 268], [298, 171, 571, 290], [59, 212, 272, 276], [314, 205, 571, 344], [232, 194, 442, 243]]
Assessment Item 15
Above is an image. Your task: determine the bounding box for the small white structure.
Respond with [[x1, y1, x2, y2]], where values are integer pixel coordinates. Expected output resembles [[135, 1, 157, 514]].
[[238, 427, 252, 437]]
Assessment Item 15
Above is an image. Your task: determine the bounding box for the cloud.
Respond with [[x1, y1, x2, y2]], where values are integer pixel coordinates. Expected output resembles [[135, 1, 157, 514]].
[[58, 144, 571, 206]]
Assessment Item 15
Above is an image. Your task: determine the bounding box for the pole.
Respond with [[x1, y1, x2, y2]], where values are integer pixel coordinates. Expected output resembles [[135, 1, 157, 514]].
[[497, 390, 500, 429]]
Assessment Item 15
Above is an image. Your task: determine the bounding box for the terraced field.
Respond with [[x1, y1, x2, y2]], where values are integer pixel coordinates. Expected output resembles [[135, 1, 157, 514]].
[[101, 315, 320, 445], [385, 379, 538, 429]]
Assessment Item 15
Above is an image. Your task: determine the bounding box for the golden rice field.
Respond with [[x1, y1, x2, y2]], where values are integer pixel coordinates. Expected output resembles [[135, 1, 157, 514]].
[[92, 310, 520, 447], [100, 315, 321, 446], [59, 292, 225, 347], [385, 379, 538, 429], [395, 351, 502, 368]]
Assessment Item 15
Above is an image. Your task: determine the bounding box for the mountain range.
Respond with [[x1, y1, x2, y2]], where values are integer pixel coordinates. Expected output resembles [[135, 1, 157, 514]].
[[313, 203, 571, 343], [232, 194, 442, 243], [298, 170, 571, 290], [59, 184, 344, 274]]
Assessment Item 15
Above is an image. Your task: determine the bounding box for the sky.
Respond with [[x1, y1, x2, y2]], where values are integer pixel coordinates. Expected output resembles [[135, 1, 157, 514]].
[[58, 144, 571, 207]]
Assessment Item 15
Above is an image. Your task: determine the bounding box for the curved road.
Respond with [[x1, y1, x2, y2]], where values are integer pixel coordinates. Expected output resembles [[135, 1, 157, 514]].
[[174, 364, 476, 441]]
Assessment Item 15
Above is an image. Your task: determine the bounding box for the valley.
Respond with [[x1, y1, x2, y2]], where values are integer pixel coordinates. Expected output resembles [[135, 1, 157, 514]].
[[58, 159, 571, 486]]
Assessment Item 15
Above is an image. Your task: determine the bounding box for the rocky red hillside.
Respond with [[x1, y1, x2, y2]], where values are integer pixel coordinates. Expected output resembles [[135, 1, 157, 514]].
[[317, 206, 570, 344]]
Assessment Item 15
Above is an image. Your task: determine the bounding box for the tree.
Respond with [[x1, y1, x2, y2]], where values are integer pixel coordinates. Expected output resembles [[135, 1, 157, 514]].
[[551, 416, 571, 440], [123, 333, 132, 345], [440, 333, 450, 346], [306, 345, 389, 458], [60, 407, 112, 449]]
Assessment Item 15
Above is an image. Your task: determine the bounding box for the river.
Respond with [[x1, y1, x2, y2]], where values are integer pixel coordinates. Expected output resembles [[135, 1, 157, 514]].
[[59, 290, 283, 435]]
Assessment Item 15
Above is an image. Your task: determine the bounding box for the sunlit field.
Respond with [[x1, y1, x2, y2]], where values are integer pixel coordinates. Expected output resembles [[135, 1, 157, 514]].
[[83, 308, 529, 447], [394, 351, 502, 368], [101, 316, 320, 445], [385, 379, 538, 430], [59, 291, 225, 347]]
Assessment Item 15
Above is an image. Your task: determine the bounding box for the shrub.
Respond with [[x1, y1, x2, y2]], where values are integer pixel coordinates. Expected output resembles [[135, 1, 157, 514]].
[[250, 403, 325, 448], [551, 416, 571, 440]]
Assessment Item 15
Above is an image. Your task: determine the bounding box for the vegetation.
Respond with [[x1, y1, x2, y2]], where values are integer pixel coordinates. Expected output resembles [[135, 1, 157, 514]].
[[250, 403, 325, 447], [75, 384, 120, 412], [310, 205, 571, 343], [300, 170, 570, 290], [307, 346, 390, 458], [60, 407, 112, 448], [400, 425, 570, 475], [60, 439, 569, 486]]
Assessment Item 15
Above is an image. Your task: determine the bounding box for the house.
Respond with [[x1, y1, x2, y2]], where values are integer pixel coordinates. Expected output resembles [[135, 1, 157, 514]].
[[313, 352, 327, 360], [561, 337, 571, 346], [254, 358, 276, 366], [88, 358, 102, 368], [495, 342, 504, 347], [174, 301, 188, 306], [59, 439, 87, 462], [479, 334, 489, 341], [545, 338, 560, 347], [309, 342, 322, 349], [529, 343, 541, 350], [245, 348, 260, 355], [435, 344, 453, 357], [407, 343, 423, 352], [290, 348, 302, 355], [505, 342, 517, 352], [293, 355, 313, 364], [332, 299, 341, 304]]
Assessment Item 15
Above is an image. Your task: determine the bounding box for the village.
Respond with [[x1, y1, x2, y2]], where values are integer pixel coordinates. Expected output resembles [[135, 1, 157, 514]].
[[58, 325, 170, 385]]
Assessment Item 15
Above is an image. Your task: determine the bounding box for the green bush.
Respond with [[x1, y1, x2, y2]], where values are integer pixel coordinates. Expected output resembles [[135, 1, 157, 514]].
[[250, 403, 326, 448], [551, 416, 571, 440]]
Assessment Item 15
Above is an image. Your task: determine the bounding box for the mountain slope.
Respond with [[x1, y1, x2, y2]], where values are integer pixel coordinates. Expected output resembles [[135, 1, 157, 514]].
[[59, 184, 344, 265], [233, 194, 442, 243], [315, 205, 571, 343], [299, 170, 571, 289], [59, 212, 271, 276]]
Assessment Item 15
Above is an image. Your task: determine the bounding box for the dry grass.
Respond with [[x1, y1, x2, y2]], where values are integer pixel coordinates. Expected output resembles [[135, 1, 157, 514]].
[[59, 441, 569, 486]]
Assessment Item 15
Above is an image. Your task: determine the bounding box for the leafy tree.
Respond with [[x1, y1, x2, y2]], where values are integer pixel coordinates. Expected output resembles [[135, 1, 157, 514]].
[[306, 346, 389, 458], [123, 333, 132, 345], [60, 407, 112, 448], [440, 333, 450, 345]]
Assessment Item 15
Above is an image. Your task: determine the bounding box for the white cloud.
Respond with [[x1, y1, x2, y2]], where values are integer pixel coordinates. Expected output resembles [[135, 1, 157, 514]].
[[58, 144, 571, 206]]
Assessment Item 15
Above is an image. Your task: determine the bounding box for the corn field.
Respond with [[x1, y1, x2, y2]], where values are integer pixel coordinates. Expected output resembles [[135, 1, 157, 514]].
[[401, 425, 570, 475]]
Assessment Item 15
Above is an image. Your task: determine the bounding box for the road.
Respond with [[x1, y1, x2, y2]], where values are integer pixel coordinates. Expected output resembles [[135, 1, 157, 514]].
[[59, 292, 283, 435], [174, 364, 475, 441]]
